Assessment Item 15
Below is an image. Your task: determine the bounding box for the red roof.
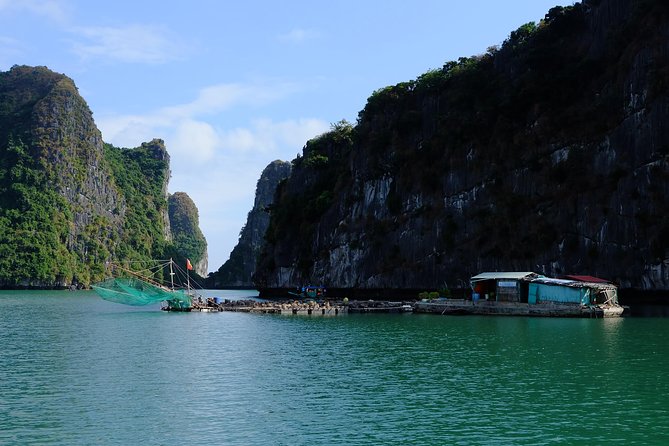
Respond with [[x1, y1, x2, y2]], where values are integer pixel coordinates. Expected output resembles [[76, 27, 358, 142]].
[[560, 275, 611, 284]]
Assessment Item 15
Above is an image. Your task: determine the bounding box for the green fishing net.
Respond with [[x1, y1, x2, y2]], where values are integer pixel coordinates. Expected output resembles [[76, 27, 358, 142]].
[[92, 277, 192, 308]]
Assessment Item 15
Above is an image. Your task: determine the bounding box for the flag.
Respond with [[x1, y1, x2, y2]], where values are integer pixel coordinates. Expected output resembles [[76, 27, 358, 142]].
[[186, 259, 193, 271]]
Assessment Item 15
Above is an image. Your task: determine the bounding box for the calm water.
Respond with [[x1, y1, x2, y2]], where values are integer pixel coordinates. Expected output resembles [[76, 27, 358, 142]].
[[1, 291, 668, 445]]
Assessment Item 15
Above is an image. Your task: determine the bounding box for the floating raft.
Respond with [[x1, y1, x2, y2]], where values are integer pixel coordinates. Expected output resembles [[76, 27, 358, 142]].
[[414, 299, 625, 318], [165, 297, 626, 318], [165, 299, 349, 315], [168, 299, 418, 315]]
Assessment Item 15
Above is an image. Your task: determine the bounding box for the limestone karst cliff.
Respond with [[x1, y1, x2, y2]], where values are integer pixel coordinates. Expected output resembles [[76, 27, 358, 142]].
[[254, 0, 669, 293], [0, 65, 207, 287], [168, 191, 208, 277], [209, 160, 291, 287]]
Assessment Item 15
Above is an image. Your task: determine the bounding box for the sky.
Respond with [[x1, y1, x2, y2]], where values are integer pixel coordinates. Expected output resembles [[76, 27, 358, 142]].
[[0, 0, 572, 272]]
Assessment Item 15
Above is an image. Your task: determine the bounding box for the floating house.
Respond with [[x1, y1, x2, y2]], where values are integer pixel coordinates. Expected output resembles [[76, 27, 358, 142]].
[[414, 271, 625, 317], [470, 271, 539, 302], [528, 277, 618, 306]]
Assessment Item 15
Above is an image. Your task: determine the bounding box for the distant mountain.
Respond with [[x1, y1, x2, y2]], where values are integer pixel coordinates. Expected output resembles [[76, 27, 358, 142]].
[[0, 65, 207, 288], [254, 0, 669, 293], [209, 160, 291, 287]]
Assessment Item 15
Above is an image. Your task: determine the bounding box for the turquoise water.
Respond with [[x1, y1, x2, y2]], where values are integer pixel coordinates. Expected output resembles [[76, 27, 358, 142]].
[[1, 290, 668, 445]]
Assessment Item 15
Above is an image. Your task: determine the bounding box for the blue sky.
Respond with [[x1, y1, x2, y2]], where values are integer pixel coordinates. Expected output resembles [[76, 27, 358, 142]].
[[1, 0, 572, 272]]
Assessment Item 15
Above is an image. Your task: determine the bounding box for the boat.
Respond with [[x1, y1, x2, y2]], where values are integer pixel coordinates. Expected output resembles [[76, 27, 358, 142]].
[[287, 285, 327, 299], [91, 259, 198, 311]]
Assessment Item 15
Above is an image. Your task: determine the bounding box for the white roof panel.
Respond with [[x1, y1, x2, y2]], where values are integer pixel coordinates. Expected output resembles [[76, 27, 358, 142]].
[[470, 272, 538, 282], [531, 278, 576, 285]]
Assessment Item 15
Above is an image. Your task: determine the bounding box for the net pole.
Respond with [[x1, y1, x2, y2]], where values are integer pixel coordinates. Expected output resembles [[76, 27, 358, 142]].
[[187, 267, 191, 295], [169, 258, 175, 291]]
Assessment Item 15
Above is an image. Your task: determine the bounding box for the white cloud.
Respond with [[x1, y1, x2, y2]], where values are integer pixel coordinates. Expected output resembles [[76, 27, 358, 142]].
[[69, 24, 183, 64], [219, 118, 328, 153], [161, 117, 328, 173], [278, 28, 319, 44], [171, 119, 218, 163], [0, 3, 180, 65], [172, 163, 260, 210], [95, 80, 330, 270], [258, 118, 329, 148], [219, 127, 257, 153], [164, 81, 302, 118], [97, 80, 315, 148], [96, 113, 165, 148], [0, 0, 69, 23]]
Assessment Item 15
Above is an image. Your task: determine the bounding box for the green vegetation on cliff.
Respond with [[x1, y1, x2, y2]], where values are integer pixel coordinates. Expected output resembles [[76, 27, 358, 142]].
[[0, 66, 101, 286], [0, 137, 77, 285], [0, 65, 207, 288], [104, 140, 170, 263], [104, 141, 208, 281], [167, 191, 207, 277]]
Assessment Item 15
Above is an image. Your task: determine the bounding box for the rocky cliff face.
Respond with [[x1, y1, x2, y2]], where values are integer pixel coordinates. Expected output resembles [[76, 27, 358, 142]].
[[30, 70, 125, 254], [0, 66, 126, 286], [168, 191, 208, 277], [255, 0, 669, 292], [0, 65, 207, 287], [211, 160, 291, 287]]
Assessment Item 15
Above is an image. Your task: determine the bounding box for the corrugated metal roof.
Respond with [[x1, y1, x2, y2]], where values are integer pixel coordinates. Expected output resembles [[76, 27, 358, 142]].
[[470, 272, 538, 282], [532, 277, 582, 286], [532, 277, 617, 290], [560, 275, 611, 284], [531, 277, 578, 285]]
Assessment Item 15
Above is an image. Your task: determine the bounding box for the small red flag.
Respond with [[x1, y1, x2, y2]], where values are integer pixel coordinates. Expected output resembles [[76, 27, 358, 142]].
[[186, 259, 193, 271]]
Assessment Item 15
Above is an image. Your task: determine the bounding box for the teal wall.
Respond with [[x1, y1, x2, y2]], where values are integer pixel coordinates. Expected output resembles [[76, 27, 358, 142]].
[[528, 283, 590, 305]]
